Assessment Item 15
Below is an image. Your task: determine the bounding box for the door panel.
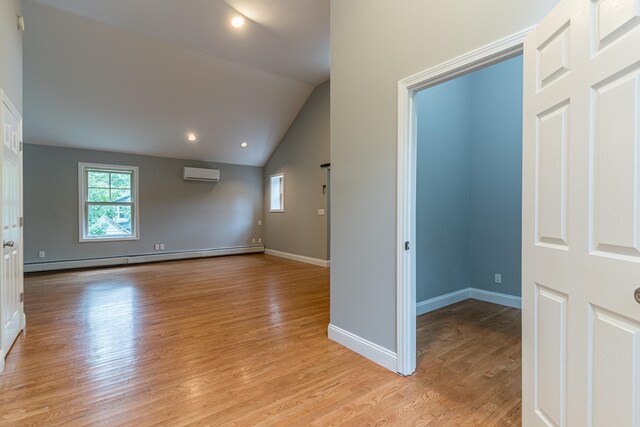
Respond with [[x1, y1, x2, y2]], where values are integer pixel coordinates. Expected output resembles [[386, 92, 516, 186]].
[[534, 284, 568, 427], [536, 100, 570, 248], [590, 67, 640, 258], [591, 0, 639, 52], [589, 306, 640, 426], [537, 23, 571, 90], [524, 0, 640, 425]]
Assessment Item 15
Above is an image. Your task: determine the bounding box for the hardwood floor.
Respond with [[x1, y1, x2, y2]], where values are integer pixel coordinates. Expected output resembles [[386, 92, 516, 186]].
[[0, 255, 521, 426]]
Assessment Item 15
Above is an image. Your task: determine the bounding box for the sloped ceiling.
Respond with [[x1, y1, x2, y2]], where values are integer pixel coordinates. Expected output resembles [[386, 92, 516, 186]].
[[23, 0, 329, 166]]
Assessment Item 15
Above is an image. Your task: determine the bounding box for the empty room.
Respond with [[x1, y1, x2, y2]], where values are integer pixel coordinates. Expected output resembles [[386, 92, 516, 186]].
[[2, 0, 640, 425]]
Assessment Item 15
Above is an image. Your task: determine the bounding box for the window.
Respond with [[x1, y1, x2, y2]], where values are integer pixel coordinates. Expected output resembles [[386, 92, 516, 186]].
[[270, 173, 284, 212], [79, 163, 139, 241]]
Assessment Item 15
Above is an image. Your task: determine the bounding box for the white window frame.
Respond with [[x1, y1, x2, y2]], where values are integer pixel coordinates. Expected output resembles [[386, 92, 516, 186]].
[[78, 162, 139, 242], [270, 173, 285, 213]]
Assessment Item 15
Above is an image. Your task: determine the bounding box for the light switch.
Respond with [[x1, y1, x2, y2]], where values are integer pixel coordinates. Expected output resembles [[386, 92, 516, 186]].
[[318, 209, 325, 216], [258, 220, 262, 226]]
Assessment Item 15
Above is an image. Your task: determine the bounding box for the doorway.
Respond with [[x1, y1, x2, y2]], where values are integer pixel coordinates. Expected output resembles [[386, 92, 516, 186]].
[[322, 163, 331, 262], [395, 30, 529, 376], [415, 55, 523, 315], [412, 56, 524, 410], [398, 2, 640, 423]]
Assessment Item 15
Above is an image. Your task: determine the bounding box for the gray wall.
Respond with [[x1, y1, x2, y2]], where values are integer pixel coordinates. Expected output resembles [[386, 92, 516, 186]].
[[330, 0, 559, 352], [0, 0, 22, 113], [264, 81, 330, 261], [469, 56, 523, 297], [416, 57, 523, 303], [416, 75, 472, 302], [24, 144, 263, 264]]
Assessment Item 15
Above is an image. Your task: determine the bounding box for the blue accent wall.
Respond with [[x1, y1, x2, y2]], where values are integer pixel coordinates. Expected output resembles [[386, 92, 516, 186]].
[[416, 55, 523, 302], [469, 56, 523, 297], [415, 75, 472, 302]]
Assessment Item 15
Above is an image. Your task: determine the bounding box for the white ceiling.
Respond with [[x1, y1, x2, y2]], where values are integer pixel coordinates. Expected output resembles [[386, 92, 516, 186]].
[[23, 0, 330, 166]]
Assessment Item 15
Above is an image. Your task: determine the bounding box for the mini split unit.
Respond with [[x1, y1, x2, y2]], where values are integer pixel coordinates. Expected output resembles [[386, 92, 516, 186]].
[[183, 167, 220, 182]]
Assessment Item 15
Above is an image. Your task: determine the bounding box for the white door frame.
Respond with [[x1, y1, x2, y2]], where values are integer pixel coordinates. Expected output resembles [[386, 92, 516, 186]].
[[395, 27, 534, 376]]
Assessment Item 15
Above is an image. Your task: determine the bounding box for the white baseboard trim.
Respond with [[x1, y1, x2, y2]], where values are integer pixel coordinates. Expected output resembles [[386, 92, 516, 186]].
[[417, 287, 522, 315], [24, 246, 265, 273], [468, 287, 522, 309], [328, 324, 398, 373], [416, 288, 470, 316], [265, 249, 329, 268]]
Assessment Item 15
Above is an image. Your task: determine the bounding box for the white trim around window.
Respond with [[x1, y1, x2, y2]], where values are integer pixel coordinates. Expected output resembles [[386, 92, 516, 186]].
[[78, 162, 140, 242], [270, 173, 284, 213]]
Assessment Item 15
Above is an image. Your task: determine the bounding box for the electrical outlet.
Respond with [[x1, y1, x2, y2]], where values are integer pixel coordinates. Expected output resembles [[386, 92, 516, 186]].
[[252, 238, 256, 244], [258, 220, 262, 226], [258, 238, 262, 244], [318, 209, 325, 216], [38, 251, 45, 258], [495, 273, 502, 284], [160, 243, 165, 250], [154, 244, 160, 250]]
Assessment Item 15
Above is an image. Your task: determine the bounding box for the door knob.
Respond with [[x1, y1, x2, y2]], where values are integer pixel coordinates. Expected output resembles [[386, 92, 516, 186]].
[[635, 288, 640, 304], [3, 241, 14, 248]]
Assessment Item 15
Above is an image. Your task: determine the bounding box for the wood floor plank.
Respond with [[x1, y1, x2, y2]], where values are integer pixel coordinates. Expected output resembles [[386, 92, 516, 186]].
[[0, 255, 521, 426]]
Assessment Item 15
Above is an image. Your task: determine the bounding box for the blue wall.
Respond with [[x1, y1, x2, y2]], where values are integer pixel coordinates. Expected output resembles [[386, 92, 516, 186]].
[[415, 75, 472, 302], [416, 55, 523, 302], [469, 56, 523, 297]]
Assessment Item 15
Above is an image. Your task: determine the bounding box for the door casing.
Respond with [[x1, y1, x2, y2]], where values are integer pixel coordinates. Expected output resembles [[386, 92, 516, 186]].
[[395, 28, 533, 376]]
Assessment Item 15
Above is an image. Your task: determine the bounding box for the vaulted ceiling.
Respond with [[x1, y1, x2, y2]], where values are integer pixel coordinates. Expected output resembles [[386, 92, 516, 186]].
[[23, 0, 330, 166]]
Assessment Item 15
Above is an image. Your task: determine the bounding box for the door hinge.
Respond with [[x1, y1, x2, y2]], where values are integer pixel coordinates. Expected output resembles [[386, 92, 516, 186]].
[[20, 292, 24, 303], [19, 141, 23, 152], [405, 241, 410, 251], [19, 216, 23, 227]]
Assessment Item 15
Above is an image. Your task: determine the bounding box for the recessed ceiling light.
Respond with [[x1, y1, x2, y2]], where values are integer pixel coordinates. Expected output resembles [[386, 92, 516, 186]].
[[231, 16, 245, 28], [187, 133, 197, 142], [240, 142, 248, 148]]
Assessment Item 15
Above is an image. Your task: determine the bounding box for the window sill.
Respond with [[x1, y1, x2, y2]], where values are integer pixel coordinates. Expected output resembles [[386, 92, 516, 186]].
[[79, 236, 139, 243]]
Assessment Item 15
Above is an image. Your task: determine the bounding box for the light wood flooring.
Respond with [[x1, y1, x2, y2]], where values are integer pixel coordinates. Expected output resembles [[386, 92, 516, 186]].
[[0, 254, 521, 426]]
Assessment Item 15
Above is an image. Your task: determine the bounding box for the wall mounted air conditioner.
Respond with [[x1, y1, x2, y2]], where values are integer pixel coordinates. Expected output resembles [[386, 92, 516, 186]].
[[183, 167, 220, 182]]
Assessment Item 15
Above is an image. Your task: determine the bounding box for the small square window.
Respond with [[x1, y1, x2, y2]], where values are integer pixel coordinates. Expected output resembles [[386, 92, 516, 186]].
[[270, 173, 284, 212]]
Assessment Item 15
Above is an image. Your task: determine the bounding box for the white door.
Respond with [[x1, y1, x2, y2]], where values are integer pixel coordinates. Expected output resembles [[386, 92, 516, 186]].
[[0, 92, 24, 373], [522, 0, 640, 425]]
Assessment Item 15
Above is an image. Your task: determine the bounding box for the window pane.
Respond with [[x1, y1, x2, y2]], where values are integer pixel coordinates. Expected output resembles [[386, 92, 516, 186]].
[[87, 204, 132, 238], [88, 171, 110, 188], [110, 189, 131, 202], [88, 188, 110, 202], [81, 164, 138, 241], [270, 176, 283, 210], [110, 173, 131, 189]]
